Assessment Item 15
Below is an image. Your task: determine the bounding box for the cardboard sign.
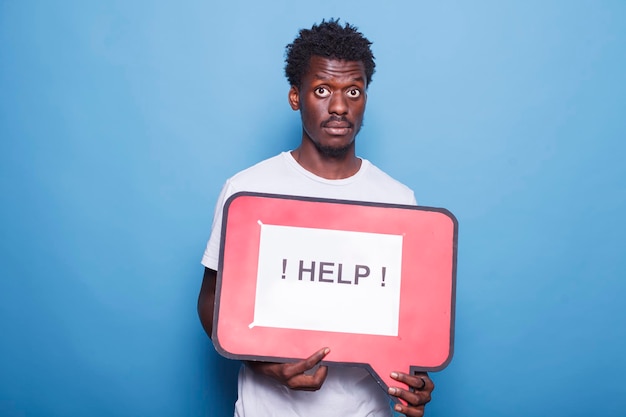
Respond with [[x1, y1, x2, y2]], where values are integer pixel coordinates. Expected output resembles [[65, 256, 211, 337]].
[[213, 192, 458, 400]]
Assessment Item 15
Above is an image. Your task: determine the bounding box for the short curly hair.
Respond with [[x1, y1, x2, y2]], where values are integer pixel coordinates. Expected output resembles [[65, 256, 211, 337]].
[[284, 19, 376, 89]]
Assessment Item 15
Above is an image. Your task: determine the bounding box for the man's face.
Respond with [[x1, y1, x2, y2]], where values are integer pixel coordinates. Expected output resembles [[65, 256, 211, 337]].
[[289, 56, 367, 157]]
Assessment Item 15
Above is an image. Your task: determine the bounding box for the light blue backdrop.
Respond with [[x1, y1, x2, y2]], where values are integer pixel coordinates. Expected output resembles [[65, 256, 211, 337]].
[[1, 1, 625, 416]]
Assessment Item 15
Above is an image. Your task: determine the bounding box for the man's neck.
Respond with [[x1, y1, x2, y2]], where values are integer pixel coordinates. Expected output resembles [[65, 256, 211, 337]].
[[291, 145, 361, 180]]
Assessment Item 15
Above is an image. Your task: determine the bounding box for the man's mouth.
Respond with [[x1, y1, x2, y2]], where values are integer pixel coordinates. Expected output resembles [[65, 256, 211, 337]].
[[322, 117, 353, 132]]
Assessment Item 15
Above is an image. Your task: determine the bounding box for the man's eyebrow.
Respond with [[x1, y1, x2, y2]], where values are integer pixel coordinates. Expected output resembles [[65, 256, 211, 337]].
[[313, 74, 366, 83]]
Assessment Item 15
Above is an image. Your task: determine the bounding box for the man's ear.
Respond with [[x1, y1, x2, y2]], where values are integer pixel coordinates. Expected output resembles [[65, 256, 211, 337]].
[[288, 86, 300, 111]]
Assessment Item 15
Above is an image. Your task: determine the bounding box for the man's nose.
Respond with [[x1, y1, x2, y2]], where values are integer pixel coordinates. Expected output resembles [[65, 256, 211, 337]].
[[328, 92, 348, 115]]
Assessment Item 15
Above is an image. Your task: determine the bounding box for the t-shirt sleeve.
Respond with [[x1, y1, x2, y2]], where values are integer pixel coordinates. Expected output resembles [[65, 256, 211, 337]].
[[201, 180, 235, 271]]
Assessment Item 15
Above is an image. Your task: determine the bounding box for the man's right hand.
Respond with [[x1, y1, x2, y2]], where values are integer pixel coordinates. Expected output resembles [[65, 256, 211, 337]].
[[246, 347, 330, 391]]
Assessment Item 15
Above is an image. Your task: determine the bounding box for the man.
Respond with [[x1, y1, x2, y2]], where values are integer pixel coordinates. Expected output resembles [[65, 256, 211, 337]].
[[198, 19, 434, 417]]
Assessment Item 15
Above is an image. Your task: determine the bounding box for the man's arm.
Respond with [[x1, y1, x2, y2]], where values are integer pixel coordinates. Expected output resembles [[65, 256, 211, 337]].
[[388, 371, 434, 417], [196, 267, 329, 390], [197, 267, 217, 336]]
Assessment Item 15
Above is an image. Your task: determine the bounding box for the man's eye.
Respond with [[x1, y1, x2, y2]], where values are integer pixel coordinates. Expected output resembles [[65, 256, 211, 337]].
[[347, 89, 361, 98], [315, 87, 330, 97]]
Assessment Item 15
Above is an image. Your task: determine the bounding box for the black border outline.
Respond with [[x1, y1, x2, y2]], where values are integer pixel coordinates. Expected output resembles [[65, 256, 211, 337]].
[[211, 191, 458, 403]]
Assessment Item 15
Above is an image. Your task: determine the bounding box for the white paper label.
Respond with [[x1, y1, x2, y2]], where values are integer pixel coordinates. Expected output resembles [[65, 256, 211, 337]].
[[250, 222, 403, 336]]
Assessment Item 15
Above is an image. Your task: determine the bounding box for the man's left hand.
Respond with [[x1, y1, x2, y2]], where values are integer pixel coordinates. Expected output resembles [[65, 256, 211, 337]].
[[387, 371, 434, 417]]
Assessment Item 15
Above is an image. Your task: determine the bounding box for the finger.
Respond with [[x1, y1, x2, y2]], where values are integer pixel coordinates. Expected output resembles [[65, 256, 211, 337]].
[[391, 400, 426, 417], [284, 364, 328, 391], [310, 363, 328, 385], [300, 364, 329, 390], [413, 372, 434, 392], [388, 386, 422, 409], [391, 371, 434, 392], [286, 347, 330, 375], [389, 372, 433, 410]]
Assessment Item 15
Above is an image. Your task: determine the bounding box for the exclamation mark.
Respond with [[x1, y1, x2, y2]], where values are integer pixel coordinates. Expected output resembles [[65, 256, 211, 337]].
[[381, 266, 386, 287], [281, 259, 287, 279]]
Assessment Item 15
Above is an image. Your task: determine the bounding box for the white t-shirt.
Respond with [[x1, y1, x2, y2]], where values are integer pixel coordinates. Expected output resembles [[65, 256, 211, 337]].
[[202, 151, 416, 417]]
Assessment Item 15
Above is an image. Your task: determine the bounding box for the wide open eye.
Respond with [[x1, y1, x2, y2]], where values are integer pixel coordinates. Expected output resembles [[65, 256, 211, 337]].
[[347, 88, 361, 98], [314, 87, 331, 98]]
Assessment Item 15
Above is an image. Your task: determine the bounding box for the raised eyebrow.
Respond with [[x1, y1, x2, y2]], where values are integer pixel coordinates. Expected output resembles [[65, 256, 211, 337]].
[[312, 74, 366, 84]]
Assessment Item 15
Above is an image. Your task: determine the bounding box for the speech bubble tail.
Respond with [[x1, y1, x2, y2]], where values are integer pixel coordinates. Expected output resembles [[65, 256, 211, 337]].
[[248, 322, 256, 329], [366, 360, 417, 405]]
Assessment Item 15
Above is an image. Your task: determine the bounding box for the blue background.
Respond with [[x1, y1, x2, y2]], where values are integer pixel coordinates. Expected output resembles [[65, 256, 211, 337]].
[[1, 1, 625, 416]]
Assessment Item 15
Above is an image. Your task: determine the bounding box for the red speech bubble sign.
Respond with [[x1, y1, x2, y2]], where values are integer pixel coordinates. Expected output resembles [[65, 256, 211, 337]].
[[213, 192, 457, 401]]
